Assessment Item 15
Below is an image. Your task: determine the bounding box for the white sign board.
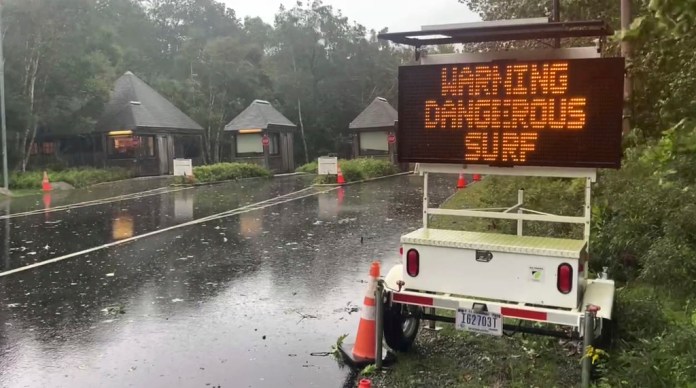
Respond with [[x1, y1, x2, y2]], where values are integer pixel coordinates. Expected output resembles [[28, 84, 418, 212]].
[[173, 159, 193, 176], [318, 156, 338, 175]]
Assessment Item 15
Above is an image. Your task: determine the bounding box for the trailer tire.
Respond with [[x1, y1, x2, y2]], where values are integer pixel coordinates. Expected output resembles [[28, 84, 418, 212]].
[[383, 302, 422, 352]]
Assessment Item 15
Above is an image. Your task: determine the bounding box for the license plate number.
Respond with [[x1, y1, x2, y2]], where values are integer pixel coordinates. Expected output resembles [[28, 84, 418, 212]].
[[455, 308, 503, 336]]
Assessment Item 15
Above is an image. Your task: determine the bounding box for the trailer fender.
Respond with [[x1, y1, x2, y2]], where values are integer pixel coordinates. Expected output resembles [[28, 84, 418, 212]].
[[582, 279, 615, 320], [384, 264, 403, 291]]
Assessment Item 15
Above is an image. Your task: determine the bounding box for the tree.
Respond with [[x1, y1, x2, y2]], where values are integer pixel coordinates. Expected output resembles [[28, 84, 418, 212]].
[[267, 1, 404, 162], [3, 0, 117, 171]]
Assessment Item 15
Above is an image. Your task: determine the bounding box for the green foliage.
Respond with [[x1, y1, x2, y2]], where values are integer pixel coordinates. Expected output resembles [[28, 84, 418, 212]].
[[433, 176, 585, 239], [330, 333, 348, 357], [592, 120, 696, 290], [192, 163, 271, 183], [295, 161, 318, 174], [9, 168, 131, 190], [599, 286, 696, 387], [313, 159, 398, 184]]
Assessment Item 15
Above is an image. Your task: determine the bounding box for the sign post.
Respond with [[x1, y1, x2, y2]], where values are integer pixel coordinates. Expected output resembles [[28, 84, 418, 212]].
[[398, 57, 625, 168]]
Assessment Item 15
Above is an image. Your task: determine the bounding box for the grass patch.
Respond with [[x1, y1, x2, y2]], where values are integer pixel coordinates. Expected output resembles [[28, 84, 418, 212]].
[[312, 158, 398, 184], [9, 168, 132, 190], [192, 162, 272, 184], [366, 320, 580, 387], [431, 176, 585, 239]]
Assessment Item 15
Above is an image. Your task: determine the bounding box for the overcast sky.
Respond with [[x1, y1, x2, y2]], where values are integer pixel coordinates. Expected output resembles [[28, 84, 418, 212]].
[[222, 0, 481, 32]]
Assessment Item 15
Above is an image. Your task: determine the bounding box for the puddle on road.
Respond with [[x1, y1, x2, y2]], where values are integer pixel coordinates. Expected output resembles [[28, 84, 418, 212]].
[[0, 174, 453, 387]]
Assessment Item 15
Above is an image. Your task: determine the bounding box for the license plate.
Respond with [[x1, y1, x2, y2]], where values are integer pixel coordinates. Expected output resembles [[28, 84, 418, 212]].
[[455, 308, 503, 336]]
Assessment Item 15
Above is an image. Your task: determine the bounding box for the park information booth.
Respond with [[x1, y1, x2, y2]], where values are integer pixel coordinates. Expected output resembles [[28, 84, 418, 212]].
[[371, 18, 625, 384], [349, 97, 398, 163], [224, 100, 296, 174], [95, 71, 204, 177]]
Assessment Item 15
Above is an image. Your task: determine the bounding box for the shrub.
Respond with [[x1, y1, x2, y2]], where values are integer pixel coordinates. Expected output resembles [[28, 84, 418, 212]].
[[592, 120, 696, 293], [192, 162, 272, 183], [295, 161, 317, 173], [10, 168, 132, 189], [312, 158, 398, 184]]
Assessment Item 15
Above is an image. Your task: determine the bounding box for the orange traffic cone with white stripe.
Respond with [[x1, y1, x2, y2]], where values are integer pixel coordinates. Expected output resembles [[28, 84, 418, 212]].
[[473, 173, 481, 182], [42, 171, 52, 192], [351, 261, 380, 360], [338, 261, 383, 366], [457, 173, 466, 189]]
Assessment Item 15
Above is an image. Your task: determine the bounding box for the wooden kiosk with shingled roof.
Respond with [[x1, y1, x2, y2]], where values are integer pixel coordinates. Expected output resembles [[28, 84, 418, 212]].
[[224, 99, 296, 173], [95, 71, 204, 176], [349, 97, 399, 164]]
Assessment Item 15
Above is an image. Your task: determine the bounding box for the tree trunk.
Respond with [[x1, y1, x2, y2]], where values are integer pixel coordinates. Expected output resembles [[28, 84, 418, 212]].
[[297, 98, 309, 165], [621, 0, 632, 136], [291, 50, 309, 164], [20, 51, 40, 172]]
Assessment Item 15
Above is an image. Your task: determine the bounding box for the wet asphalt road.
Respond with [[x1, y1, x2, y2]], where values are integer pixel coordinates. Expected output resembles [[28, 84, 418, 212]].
[[0, 174, 452, 387], [1, 176, 315, 271]]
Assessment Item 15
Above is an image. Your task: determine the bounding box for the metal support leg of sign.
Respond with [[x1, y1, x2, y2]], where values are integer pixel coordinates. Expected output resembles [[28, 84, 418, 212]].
[[581, 309, 595, 388], [584, 177, 592, 252], [375, 280, 385, 370], [422, 172, 429, 228], [517, 189, 524, 236]]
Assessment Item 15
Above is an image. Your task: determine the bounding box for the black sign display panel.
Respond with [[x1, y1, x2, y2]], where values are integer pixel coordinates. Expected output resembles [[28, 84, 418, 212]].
[[398, 57, 625, 168]]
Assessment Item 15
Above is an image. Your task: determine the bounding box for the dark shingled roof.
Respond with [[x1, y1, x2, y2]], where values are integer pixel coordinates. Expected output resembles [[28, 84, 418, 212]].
[[224, 100, 296, 132], [349, 97, 398, 130], [96, 71, 203, 133]]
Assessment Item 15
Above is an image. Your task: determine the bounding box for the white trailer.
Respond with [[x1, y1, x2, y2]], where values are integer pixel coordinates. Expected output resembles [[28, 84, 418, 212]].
[[381, 163, 614, 348]]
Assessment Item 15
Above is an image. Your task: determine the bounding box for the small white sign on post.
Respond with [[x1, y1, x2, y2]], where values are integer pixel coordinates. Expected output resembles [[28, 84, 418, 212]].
[[173, 159, 193, 176], [317, 156, 338, 175]]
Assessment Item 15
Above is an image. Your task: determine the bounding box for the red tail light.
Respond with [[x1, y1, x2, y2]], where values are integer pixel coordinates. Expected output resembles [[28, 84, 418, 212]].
[[557, 263, 573, 294], [399, 246, 403, 255], [579, 262, 585, 273], [406, 249, 420, 277]]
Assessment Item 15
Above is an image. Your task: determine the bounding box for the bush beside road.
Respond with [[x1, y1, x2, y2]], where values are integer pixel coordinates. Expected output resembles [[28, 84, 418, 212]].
[[192, 162, 272, 183], [9, 168, 132, 190], [297, 158, 398, 184]]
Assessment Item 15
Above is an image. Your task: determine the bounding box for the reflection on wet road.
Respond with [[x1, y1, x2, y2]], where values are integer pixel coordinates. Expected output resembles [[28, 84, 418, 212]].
[[0, 174, 452, 387], [1, 176, 314, 271]]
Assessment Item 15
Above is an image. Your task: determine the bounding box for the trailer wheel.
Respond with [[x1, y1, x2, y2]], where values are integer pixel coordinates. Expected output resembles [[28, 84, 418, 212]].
[[383, 302, 422, 352]]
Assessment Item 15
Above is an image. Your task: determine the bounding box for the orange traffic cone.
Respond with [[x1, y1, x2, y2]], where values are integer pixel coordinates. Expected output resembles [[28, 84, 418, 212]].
[[351, 261, 380, 360], [473, 173, 481, 182], [337, 166, 346, 185], [42, 171, 52, 192], [457, 173, 466, 189], [358, 379, 372, 388]]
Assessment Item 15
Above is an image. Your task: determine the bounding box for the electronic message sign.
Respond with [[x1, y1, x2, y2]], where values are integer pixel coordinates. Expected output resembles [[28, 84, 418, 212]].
[[398, 57, 625, 168]]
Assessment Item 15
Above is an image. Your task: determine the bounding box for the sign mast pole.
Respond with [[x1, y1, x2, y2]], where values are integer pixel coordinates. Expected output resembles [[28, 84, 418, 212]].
[[0, 0, 9, 191]]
